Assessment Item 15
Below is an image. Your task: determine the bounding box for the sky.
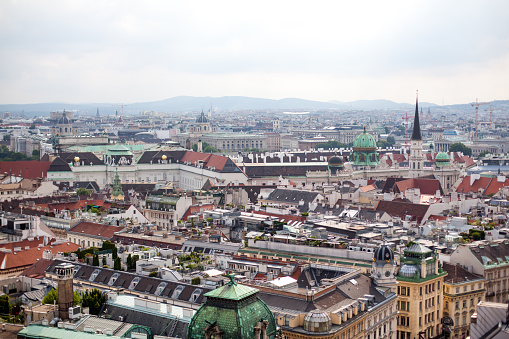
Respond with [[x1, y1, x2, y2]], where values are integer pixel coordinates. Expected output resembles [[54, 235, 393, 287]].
[[0, 0, 508, 105]]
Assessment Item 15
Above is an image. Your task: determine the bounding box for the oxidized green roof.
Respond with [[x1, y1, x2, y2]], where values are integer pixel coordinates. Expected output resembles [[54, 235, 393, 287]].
[[204, 279, 258, 300], [107, 144, 133, 156], [352, 128, 377, 149], [187, 277, 277, 339], [18, 325, 114, 338]]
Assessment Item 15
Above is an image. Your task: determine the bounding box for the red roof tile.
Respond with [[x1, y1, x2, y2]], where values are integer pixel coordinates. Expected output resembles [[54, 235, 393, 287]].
[[394, 178, 443, 196], [68, 221, 124, 239], [0, 161, 51, 179]]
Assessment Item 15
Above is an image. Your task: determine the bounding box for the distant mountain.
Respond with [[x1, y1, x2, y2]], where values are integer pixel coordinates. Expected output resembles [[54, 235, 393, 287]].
[[329, 99, 439, 110], [0, 96, 507, 117]]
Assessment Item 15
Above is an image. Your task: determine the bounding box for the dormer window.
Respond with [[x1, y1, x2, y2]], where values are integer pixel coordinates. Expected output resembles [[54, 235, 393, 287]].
[[155, 282, 168, 296], [172, 285, 184, 299], [189, 288, 202, 303], [108, 273, 120, 286], [129, 277, 141, 290], [89, 269, 100, 282]]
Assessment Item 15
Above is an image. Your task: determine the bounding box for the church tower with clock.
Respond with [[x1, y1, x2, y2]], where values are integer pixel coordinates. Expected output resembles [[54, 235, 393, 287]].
[[371, 244, 397, 293]]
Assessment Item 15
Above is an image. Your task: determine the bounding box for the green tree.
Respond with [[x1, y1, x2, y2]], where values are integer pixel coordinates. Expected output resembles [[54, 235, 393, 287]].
[[102, 256, 107, 266], [101, 240, 115, 251], [129, 254, 139, 270], [191, 277, 201, 285], [76, 188, 92, 196], [81, 289, 105, 315], [449, 142, 472, 157], [192, 142, 220, 153], [148, 271, 158, 277], [126, 254, 132, 270], [112, 246, 118, 259], [478, 150, 492, 158], [92, 254, 99, 267], [0, 295, 10, 316], [31, 149, 40, 159], [42, 289, 81, 306], [114, 257, 121, 270], [316, 140, 346, 150], [386, 136, 396, 146], [3, 134, 10, 141]]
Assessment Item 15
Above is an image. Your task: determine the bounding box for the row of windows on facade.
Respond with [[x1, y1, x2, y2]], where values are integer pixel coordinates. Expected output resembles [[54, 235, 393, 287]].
[[398, 281, 441, 297], [397, 325, 440, 339], [445, 297, 482, 310], [445, 282, 484, 293]]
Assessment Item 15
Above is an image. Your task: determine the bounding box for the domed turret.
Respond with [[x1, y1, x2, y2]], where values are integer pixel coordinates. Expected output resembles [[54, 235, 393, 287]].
[[303, 310, 332, 333], [187, 276, 277, 339], [57, 114, 70, 125], [328, 155, 343, 166], [435, 152, 450, 168], [352, 127, 379, 167], [196, 111, 208, 123], [374, 244, 394, 262]]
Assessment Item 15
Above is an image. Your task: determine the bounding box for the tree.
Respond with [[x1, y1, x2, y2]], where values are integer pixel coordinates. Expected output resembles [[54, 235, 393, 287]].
[[126, 254, 132, 270], [76, 188, 92, 196], [316, 140, 346, 150], [0, 295, 10, 316], [81, 289, 105, 315], [449, 142, 472, 157], [42, 288, 81, 306], [478, 150, 492, 158], [112, 246, 118, 259], [114, 257, 121, 270], [92, 254, 99, 267], [192, 142, 219, 153], [3, 134, 10, 141], [31, 149, 40, 159], [191, 277, 201, 285], [102, 256, 107, 266], [148, 271, 158, 277]]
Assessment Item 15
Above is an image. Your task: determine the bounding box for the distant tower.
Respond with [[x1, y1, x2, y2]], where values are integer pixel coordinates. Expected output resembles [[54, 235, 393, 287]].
[[96, 107, 100, 117], [272, 118, 280, 132], [371, 244, 397, 293], [409, 91, 424, 178], [55, 263, 74, 320]]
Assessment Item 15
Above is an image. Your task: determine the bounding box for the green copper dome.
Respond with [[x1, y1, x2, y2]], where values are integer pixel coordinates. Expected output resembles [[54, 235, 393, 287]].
[[435, 152, 450, 168], [352, 127, 377, 149], [351, 127, 379, 167], [187, 277, 277, 339]]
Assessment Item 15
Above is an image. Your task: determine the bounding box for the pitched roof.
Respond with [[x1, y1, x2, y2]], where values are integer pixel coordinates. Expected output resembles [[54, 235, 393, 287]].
[[0, 161, 51, 179], [467, 240, 509, 268], [393, 178, 443, 196], [374, 200, 430, 223], [456, 175, 509, 196], [58, 152, 104, 166], [68, 221, 124, 239], [265, 189, 320, 205], [20, 259, 54, 278], [48, 157, 72, 172], [0, 241, 79, 272], [442, 262, 483, 284]]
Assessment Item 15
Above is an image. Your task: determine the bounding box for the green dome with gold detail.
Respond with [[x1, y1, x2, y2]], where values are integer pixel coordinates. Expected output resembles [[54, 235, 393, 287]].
[[187, 276, 277, 339], [352, 127, 379, 167], [435, 152, 450, 168], [352, 128, 377, 149]]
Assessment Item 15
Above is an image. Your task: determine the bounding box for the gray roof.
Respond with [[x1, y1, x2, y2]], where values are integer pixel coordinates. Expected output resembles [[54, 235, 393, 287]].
[[266, 189, 320, 205]]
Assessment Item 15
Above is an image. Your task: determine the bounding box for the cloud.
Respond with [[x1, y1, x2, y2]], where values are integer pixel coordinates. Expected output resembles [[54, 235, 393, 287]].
[[0, 0, 508, 105]]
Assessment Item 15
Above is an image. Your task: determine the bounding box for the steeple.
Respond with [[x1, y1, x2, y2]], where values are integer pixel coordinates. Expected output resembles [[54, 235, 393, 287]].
[[411, 90, 422, 141]]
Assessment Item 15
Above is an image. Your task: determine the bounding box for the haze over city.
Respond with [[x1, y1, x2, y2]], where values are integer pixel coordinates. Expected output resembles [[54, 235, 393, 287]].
[[1, 0, 508, 105]]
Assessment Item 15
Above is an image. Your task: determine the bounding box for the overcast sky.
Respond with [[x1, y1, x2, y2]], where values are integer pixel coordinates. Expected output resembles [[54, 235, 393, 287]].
[[1, 0, 508, 105]]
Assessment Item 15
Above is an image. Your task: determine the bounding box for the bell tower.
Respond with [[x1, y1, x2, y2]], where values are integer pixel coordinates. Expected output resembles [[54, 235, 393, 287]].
[[55, 263, 74, 320], [371, 244, 397, 293], [409, 91, 424, 178]]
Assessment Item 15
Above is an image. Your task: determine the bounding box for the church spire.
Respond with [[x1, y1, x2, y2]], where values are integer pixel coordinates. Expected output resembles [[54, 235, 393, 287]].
[[411, 90, 422, 141]]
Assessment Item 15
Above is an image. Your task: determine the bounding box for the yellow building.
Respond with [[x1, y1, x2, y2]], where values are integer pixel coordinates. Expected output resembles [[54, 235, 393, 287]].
[[396, 243, 447, 339], [442, 262, 485, 339]]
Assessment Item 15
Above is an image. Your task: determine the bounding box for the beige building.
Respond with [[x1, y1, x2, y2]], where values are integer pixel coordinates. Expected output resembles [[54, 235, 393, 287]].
[[450, 239, 509, 304], [396, 243, 447, 339], [441, 262, 485, 339]]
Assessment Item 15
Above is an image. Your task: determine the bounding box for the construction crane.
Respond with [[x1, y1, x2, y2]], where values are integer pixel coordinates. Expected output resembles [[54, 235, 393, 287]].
[[471, 99, 489, 157], [485, 105, 504, 129], [402, 112, 411, 148]]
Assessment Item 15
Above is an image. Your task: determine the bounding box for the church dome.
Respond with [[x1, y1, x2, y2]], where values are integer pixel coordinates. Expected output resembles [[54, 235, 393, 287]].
[[303, 310, 332, 333], [435, 152, 450, 167], [352, 127, 377, 150], [374, 245, 394, 262], [187, 277, 277, 339], [57, 114, 70, 125], [196, 111, 208, 123], [328, 155, 344, 166]]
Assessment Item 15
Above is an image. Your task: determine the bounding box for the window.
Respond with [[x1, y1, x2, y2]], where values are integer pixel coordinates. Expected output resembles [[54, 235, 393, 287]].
[[463, 300, 467, 308], [462, 315, 467, 325], [471, 299, 474, 306], [455, 302, 459, 310], [456, 287, 460, 293], [420, 287, 423, 296], [464, 286, 467, 292]]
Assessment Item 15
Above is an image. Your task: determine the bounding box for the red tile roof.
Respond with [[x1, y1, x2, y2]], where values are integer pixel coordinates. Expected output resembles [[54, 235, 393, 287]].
[[455, 175, 509, 196], [181, 204, 215, 221], [68, 221, 124, 239], [0, 237, 46, 250], [0, 241, 79, 272], [393, 178, 443, 196], [0, 161, 51, 179], [19, 259, 54, 278], [374, 200, 430, 223]]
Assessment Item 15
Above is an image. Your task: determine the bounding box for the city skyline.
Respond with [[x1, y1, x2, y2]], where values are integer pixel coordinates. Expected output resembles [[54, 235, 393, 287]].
[[1, 0, 508, 105]]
